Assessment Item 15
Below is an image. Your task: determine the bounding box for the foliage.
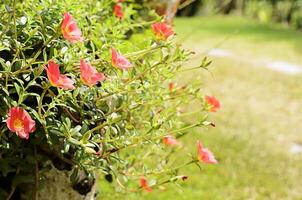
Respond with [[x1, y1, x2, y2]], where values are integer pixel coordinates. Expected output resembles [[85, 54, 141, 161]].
[[182, 0, 302, 29], [244, 0, 301, 26], [0, 0, 216, 198]]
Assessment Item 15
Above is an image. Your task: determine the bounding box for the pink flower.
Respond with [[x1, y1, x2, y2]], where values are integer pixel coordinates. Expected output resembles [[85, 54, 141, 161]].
[[163, 135, 178, 146], [113, 4, 124, 19], [6, 107, 36, 139], [205, 95, 221, 112], [197, 141, 218, 164], [80, 60, 105, 87], [45, 60, 75, 90], [111, 48, 132, 70], [151, 22, 174, 40], [61, 12, 83, 43], [139, 176, 152, 192]]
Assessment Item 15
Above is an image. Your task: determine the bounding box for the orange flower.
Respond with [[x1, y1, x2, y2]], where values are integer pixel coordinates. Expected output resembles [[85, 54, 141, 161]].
[[61, 12, 83, 43], [205, 95, 220, 112], [151, 22, 174, 40], [45, 60, 75, 90], [6, 107, 36, 139], [139, 176, 152, 192], [80, 60, 105, 87], [113, 4, 124, 19], [163, 135, 178, 146], [111, 48, 132, 70], [197, 141, 218, 164], [168, 82, 175, 91]]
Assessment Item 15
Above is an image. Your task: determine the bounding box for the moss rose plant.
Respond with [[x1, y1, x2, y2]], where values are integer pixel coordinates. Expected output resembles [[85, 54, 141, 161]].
[[0, 0, 220, 199]]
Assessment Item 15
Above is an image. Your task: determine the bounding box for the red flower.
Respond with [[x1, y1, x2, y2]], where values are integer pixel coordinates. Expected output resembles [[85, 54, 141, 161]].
[[6, 107, 36, 139], [163, 135, 178, 146], [80, 60, 105, 87], [205, 95, 221, 112], [61, 12, 83, 43], [151, 22, 174, 40], [111, 48, 132, 70], [169, 82, 175, 91], [45, 60, 75, 90], [197, 141, 218, 164], [139, 176, 152, 192], [113, 4, 124, 19]]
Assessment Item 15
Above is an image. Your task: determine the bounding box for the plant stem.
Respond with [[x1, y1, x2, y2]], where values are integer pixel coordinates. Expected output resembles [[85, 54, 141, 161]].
[[120, 160, 197, 177]]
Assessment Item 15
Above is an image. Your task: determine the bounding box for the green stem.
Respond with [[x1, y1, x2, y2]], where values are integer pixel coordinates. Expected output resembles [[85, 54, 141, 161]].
[[13, 0, 17, 41], [169, 122, 201, 134], [120, 160, 197, 177], [128, 19, 159, 29], [82, 121, 109, 138], [38, 86, 49, 117], [99, 122, 201, 157], [124, 44, 165, 58]]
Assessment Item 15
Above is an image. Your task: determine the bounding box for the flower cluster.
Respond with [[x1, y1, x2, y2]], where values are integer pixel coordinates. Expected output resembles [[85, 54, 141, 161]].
[[5, 12, 179, 140]]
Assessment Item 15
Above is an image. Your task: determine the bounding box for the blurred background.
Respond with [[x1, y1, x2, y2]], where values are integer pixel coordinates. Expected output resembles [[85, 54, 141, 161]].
[[100, 1, 302, 199], [160, 0, 302, 29]]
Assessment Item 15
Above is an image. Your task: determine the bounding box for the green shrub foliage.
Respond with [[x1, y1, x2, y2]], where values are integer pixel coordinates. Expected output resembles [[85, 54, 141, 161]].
[[0, 0, 218, 198]]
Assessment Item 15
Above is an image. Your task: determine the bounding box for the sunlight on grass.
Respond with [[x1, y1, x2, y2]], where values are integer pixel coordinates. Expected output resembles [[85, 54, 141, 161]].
[[175, 15, 302, 64]]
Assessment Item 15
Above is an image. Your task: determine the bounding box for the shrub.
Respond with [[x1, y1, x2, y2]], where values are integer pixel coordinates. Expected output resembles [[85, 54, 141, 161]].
[[245, 1, 273, 23], [292, 9, 302, 29], [0, 0, 218, 198]]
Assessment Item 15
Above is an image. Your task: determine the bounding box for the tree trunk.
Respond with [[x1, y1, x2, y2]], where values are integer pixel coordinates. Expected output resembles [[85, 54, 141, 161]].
[[166, 0, 181, 24]]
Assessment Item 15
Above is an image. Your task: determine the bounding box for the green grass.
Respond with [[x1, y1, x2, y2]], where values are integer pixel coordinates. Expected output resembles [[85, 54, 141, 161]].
[[98, 16, 302, 199], [176, 15, 302, 63]]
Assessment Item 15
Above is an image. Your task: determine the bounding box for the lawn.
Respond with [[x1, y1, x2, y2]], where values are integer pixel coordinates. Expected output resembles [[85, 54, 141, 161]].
[[98, 16, 302, 200]]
